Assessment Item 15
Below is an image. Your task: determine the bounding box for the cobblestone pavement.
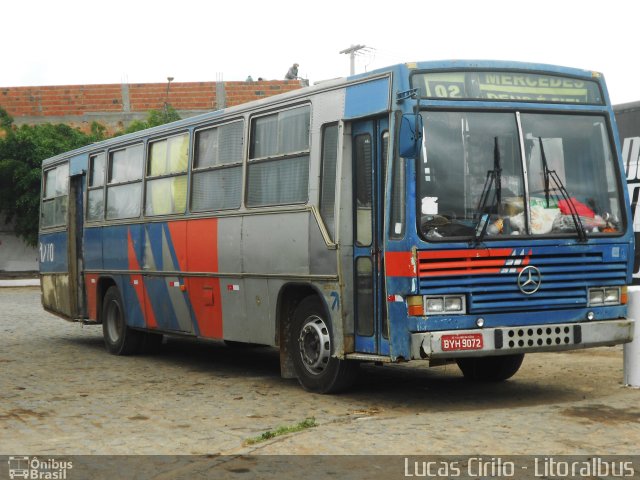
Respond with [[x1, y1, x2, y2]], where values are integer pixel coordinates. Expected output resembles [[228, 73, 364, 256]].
[[1, 287, 639, 457]]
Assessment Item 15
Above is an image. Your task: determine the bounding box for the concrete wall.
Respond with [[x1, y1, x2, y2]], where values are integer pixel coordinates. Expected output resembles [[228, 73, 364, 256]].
[[0, 216, 38, 273]]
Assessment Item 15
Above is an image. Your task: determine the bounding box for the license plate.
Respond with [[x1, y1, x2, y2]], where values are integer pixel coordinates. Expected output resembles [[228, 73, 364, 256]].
[[441, 333, 484, 351]]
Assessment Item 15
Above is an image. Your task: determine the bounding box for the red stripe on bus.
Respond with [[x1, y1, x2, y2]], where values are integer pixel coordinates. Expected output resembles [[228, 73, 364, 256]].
[[84, 273, 99, 320], [418, 248, 514, 260], [168, 218, 223, 338], [385, 251, 416, 277], [127, 229, 157, 328], [421, 267, 504, 277], [419, 258, 515, 270]]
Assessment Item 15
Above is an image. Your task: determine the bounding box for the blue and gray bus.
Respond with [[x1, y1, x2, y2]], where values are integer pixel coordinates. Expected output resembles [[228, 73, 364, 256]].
[[39, 60, 635, 392]]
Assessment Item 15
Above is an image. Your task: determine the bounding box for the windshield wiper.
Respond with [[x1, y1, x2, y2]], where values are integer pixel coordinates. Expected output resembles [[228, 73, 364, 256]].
[[538, 137, 587, 242], [471, 137, 502, 245], [494, 136, 502, 209]]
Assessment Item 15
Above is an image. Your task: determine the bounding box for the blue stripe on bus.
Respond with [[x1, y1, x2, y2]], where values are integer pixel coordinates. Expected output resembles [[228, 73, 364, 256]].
[[84, 227, 103, 270], [117, 275, 146, 329], [102, 225, 130, 270], [39, 231, 69, 273], [344, 77, 390, 119], [144, 276, 182, 331]]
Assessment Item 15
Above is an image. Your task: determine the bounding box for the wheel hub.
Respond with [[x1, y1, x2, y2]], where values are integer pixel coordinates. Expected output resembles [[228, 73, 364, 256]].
[[105, 301, 123, 343], [298, 315, 331, 375]]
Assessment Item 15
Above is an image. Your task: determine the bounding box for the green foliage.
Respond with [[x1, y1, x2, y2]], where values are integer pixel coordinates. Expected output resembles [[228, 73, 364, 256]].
[[119, 105, 181, 135], [244, 418, 317, 445], [0, 107, 103, 246]]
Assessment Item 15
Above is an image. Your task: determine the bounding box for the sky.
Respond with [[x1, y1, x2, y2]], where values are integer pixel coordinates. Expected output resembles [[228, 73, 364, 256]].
[[3, 0, 638, 105]]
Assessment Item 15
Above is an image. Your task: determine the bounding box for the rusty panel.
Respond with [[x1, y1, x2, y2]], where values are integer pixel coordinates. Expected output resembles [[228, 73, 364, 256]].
[[41, 273, 72, 319]]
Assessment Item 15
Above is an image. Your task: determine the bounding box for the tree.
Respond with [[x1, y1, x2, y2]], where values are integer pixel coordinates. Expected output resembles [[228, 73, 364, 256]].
[[0, 108, 104, 246], [119, 105, 181, 135]]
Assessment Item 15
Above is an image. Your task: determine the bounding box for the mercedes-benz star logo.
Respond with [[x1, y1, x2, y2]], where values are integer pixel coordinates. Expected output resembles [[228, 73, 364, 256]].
[[517, 265, 542, 295]]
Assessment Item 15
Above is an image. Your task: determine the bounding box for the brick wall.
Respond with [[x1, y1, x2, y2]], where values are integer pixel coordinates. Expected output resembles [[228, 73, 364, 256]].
[[0, 80, 304, 134]]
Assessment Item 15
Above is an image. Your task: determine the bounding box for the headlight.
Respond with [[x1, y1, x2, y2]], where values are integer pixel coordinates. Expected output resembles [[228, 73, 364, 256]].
[[406, 295, 467, 316], [588, 287, 621, 306], [589, 288, 604, 305], [425, 298, 444, 313], [604, 288, 620, 304], [424, 295, 466, 315], [445, 296, 463, 312]]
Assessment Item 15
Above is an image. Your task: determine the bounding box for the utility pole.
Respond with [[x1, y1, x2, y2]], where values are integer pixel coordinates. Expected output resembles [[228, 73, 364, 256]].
[[164, 76, 174, 115], [339, 44, 366, 75]]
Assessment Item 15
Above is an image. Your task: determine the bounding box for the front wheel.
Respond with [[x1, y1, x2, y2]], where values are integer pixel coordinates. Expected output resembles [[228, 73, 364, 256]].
[[456, 354, 524, 381], [102, 286, 143, 355], [290, 296, 358, 394]]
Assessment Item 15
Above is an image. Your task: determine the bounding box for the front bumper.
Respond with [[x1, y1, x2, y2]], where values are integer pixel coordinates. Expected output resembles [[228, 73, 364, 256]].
[[411, 319, 634, 360]]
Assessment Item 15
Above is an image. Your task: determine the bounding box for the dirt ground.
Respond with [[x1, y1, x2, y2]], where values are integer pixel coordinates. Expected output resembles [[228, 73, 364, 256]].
[[1, 287, 638, 477]]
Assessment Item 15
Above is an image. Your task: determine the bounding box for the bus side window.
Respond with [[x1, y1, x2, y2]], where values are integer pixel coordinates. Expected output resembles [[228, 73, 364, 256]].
[[106, 144, 143, 220], [41, 162, 69, 228], [87, 153, 105, 221], [319, 123, 339, 239], [247, 105, 311, 207], [388, 132, 406, 239], [191, 120, 244, 212], [145, 133, 189, 216]]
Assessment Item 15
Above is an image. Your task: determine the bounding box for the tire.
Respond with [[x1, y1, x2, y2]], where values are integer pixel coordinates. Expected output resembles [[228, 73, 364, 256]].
[[102, 286, 142, 355], [289, 296, 358, 394], [456, 354, 525, 382]]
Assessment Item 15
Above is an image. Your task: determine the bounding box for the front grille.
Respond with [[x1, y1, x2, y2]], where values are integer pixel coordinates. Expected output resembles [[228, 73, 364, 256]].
[[417, 246, 627, 313]]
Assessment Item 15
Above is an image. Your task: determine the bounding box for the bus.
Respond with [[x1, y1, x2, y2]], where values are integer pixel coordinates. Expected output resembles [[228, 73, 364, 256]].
[[39, 60, 635, 393]]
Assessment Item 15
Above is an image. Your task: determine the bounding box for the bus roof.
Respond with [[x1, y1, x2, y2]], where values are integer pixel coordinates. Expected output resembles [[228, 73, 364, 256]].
[[41, 59, 607, 167]]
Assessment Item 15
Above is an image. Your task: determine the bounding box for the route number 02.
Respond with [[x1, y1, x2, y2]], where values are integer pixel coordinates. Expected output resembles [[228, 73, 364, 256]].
[[432, 84, 462, 98]]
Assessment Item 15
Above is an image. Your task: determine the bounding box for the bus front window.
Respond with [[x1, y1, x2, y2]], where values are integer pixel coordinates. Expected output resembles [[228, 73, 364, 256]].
[[520, 113, 623, 236], [417, 112, 624, 240], [418, 111, 525, 240]]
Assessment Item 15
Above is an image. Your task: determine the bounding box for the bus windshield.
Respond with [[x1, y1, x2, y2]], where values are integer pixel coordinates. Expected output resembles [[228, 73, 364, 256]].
[[418, 112, 624, 240]]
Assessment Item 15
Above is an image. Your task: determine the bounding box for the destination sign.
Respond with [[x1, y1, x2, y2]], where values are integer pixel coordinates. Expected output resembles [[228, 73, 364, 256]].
[[412, 71, 603, 104]]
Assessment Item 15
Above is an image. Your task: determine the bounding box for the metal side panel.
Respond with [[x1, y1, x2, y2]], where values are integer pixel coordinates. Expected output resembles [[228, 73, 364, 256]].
[[242, 212, 310, 276], [41, 273, 72, 319]]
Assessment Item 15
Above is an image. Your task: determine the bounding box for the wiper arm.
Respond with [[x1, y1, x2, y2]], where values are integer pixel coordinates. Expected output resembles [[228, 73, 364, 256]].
[[471, 169, 497, 245], [539, 137, 551, 208], [538, 137, 587, 242], [494, 137, 502, 209], [471, 137, 502, 245]]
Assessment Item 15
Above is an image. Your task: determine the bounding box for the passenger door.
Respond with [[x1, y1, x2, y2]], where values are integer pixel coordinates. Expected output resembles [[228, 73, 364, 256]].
[[352, 117, 389, 354], [68, 174, 86, 319]]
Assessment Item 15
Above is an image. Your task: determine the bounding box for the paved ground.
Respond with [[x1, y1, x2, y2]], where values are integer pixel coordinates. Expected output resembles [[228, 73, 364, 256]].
[[1, 287, 639, 460]]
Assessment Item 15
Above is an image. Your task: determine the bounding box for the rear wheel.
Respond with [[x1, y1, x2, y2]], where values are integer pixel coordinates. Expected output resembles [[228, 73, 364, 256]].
[[290, 296, 358, 393], [102, 286, 142, 355], [456, 354, 524, 381]]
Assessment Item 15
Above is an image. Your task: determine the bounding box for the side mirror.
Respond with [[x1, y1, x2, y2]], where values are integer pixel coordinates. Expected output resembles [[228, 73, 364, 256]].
[[398, 113, 423, 159]]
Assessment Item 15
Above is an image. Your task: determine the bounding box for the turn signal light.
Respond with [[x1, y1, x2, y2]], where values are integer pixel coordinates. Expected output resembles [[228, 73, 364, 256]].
[[407, 296, 424, 316]]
